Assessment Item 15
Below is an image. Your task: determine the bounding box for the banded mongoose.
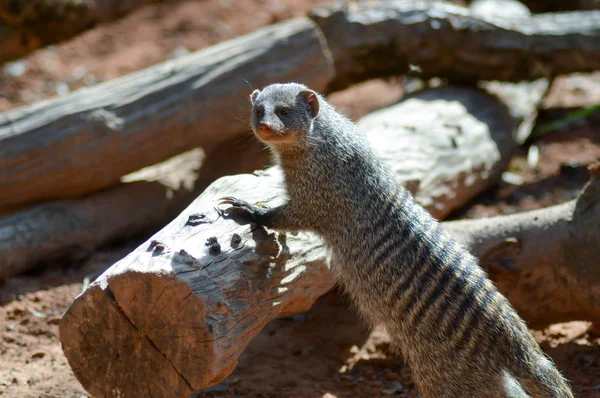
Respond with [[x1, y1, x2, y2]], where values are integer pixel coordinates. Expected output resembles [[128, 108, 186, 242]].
[[219, 83, 573, 398]]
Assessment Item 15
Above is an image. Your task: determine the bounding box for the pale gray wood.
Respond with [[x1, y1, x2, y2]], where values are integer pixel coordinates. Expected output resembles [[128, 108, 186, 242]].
[[3, 1, 600, 213], [60, 86, 519, 397], [0, 137, 269, 280], [0, 18, 333, 211], [1, 81, 540, 281], [309, 0, 600, 90]]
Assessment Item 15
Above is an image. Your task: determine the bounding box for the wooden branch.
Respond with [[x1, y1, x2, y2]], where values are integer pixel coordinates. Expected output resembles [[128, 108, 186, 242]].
[[445, 163, 600, 329], [0, 18, 333, 211], [0, 0, 178, 65], [0, 137, 269, 281], [309, 0, 600, 91], [60, 86, 519, 397]]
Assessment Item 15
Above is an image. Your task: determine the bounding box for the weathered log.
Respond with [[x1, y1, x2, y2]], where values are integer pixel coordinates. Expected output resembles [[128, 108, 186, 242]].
[[309, 1, 600, 91], [1, 74, 548, 281], [0, 137, 269, 281], [0, 0, 177, 65], [3, 2, 599, 212], [60, 86, 519, 398], [445, 163, 600, 329], [0, 17, 333, 211]]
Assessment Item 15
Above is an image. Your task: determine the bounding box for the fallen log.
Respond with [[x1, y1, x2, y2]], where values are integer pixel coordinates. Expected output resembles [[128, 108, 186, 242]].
[[3, 2, 600, 212], [0, 136, 269, 281], [0, 0, 177, 65], [60, 86, 519, 398], [0, 17, 333, 211], [445, 163, 600, 329], [309, 1, 600, 91]]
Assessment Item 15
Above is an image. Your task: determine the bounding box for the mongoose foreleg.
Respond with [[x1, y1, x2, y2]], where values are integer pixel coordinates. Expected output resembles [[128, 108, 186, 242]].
[[218, 197, 302, 232]]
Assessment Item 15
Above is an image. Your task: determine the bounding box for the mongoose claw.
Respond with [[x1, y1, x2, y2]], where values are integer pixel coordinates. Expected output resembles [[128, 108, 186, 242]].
[[217, 196, 260, 223]]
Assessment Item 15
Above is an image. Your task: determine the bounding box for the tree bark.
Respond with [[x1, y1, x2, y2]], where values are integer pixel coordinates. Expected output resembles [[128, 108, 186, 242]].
[[0, 0, 179, 65], [0, 17, 333, 212], [445, 163, 600, 329], [0, 136, 269, 281], [59, 86, 519, 398], [309, 1, 600, 91]]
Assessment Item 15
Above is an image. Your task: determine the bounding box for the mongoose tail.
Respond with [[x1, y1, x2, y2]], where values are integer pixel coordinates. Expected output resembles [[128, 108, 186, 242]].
[[219, 83, 573, 398]]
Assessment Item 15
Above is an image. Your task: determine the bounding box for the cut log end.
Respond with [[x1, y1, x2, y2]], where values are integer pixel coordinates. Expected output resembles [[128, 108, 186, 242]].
[[60, 274, 211, 397], [59, 173, 335, 396]]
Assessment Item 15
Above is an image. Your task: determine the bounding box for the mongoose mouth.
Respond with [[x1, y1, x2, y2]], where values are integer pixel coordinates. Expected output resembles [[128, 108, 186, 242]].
[[254, 129, 294, 143]]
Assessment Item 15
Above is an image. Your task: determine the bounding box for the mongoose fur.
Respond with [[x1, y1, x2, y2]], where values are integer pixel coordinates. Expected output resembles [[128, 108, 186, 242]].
[[219, 83, 573, 398]]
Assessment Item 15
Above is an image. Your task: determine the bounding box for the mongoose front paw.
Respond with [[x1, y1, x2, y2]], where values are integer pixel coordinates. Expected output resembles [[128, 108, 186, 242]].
[[218, 196, 264, 223]]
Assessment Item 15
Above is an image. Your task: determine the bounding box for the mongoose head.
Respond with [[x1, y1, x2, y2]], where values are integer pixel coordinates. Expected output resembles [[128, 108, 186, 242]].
[[249, 83, 320, 147]]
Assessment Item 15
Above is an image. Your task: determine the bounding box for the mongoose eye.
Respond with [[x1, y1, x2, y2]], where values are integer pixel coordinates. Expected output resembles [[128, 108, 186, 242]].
[[255, 107, 264, 118], [278, 107, 290, 117]]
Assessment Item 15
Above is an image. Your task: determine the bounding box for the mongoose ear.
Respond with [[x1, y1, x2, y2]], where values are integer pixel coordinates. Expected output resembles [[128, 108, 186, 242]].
[[299, 90, 320, 118], [250, 89, 260, 104]]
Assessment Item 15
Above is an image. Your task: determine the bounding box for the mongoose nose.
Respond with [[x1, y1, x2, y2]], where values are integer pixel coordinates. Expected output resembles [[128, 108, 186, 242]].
[[258, 123, 272, 133]]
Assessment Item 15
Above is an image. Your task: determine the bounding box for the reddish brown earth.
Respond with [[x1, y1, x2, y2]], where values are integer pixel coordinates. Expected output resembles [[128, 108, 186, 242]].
[[1, 1, 599, 397]]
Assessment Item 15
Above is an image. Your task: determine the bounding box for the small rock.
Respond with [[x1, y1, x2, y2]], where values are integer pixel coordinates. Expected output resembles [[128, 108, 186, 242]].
[[527, 145, 539, 169], [84, 74, 96, 86], [27, 306, 47, 318], [31, 352, 45, 359], [501, 171, 524, 186], [67, 65, 88, 82], [3, 60, 28, 77], [55, 82, 70, 96], [168, 45, 190, 60]]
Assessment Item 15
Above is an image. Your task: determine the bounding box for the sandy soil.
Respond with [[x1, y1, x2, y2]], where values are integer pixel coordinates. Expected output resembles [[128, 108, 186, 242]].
[[1, 1, 599, 397]]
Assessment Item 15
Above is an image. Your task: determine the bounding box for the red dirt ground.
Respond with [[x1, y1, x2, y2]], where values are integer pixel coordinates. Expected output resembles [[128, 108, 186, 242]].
[[1, 1, 599, 397]]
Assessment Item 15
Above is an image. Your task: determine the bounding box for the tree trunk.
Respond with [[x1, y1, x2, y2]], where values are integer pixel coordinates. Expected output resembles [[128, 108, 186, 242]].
[[310, 1, 600, 91], [0, 17, 333, 212], [59, 86, 520, 398], [0, 136, 269, 281]]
